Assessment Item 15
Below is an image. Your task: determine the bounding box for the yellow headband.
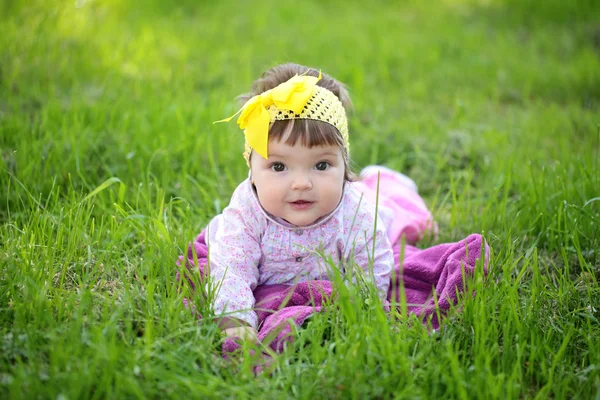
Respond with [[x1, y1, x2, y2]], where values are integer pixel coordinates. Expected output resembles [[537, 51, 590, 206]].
[[215, 71, 349, 163]]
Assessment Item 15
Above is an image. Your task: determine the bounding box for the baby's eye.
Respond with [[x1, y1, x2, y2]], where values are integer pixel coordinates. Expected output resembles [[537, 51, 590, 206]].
[[315, 162, 330, 171], [270, 162, 286, 172]]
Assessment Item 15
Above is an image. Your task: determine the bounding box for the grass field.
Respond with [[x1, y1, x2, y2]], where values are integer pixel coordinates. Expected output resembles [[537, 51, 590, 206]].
[[1, 0, 599, 398]]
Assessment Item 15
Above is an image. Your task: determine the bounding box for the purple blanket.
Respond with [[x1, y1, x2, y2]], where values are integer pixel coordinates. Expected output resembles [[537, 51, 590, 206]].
[[178, 231, 489, 354]]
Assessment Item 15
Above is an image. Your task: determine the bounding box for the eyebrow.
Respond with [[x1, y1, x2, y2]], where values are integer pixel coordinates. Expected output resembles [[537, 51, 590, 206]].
[[316, 152, 339, 157], [267, 151, 339, 159]]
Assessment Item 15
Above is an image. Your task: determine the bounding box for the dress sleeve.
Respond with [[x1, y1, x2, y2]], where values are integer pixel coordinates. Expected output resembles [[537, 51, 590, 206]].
[[345, 207, 393, 302], [207, 184, 264, 329]]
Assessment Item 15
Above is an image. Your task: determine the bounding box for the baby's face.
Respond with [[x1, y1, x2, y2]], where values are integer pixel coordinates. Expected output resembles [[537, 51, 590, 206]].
[[250, 137, 345, 227]]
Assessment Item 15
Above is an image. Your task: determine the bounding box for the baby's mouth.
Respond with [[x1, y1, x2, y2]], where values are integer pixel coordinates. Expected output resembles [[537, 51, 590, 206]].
[[290, 200, 314, 210]]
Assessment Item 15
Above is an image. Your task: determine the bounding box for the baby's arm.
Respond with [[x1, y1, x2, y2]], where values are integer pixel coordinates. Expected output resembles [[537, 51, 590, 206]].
[[208, 186, 264, 336], [219, 317, 258, 342], [348, 213, 394, 301]]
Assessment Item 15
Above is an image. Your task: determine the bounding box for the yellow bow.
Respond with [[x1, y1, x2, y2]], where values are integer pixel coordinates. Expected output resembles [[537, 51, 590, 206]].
[[214, 71, 322, 159]]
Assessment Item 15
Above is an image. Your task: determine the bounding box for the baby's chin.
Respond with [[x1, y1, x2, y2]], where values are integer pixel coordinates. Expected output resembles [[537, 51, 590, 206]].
[[282, 213, 328, 227]]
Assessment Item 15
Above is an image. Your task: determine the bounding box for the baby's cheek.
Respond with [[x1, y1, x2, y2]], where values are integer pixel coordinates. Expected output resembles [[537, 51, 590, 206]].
[[257, 191, 279, 214], [326, 184, 343, 205]]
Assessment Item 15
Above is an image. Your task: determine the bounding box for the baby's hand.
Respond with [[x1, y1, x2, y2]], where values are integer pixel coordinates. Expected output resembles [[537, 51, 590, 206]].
[[223, 326, 258, 342]]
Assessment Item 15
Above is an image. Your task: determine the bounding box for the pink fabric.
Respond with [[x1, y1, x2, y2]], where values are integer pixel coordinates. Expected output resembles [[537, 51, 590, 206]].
[[181, 233, 488, 354], [353, 165, 437, 245]]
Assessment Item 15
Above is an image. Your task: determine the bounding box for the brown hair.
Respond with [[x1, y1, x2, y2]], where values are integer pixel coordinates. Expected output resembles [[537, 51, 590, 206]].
[[238, 63, 356, 181]]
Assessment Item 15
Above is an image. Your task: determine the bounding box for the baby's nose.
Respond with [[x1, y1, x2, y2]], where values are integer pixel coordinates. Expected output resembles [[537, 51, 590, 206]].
[[291, 173, 312, 190]]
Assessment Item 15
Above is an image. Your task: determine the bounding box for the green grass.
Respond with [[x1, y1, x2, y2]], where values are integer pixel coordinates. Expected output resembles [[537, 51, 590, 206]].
[[1, 0, 599, 398]]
